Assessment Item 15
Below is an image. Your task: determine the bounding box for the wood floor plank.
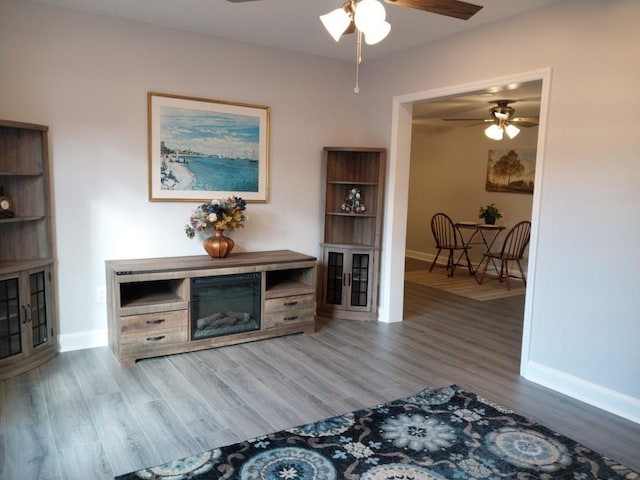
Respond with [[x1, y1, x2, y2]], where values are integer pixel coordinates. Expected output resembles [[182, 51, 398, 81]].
[[136, 357, 229, 438], [195, 428, 240, 452], [86, 347, 162, 405], [215, 367, 307, 430], [57, 442, 112, 480], [66, 348, 120, 398], [215, 405, 272, 441], [256, 371, 339, 421], [1, 422, 61, 480], [167, 353, 244, 410], [1, 378, 48, 427], [130, 399, 203, 464], [38, 355, 99, 450], [86, 392, 160, 476]]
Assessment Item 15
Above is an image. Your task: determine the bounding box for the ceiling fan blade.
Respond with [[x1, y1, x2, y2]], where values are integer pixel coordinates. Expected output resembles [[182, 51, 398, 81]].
[[442, 117, 539, 128], [384, 0, 482, 20], [511, 118, 539, 128], [441, 118, 491, 122]]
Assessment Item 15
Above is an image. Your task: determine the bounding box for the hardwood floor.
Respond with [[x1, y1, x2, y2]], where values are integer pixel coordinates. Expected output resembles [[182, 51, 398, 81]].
[[1, 258, 638, 479]]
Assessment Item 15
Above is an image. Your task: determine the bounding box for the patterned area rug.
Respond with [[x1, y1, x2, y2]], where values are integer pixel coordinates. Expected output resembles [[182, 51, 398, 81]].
[[115, 385, 637, 480], [405, 269, 525, 301]]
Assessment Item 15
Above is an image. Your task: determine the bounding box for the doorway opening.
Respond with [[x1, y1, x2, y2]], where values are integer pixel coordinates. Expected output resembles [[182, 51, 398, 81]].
[[406, 80, 541, 269], [380, 68, 551, 374]]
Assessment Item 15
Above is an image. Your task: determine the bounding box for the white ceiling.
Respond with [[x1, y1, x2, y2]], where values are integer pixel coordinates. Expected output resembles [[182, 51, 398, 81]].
[[21, 0, 547, 123], [412, 80, 542, 128], [25, 0, 561, 62]]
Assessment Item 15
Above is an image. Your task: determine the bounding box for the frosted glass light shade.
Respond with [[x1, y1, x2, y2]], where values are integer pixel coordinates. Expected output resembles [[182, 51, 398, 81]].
[[320, 8, 352, 42], [364, 20, 390, 45], [485, 124, 504, 140], [505, 124, 520, 139], [354, 0, 386, 33]]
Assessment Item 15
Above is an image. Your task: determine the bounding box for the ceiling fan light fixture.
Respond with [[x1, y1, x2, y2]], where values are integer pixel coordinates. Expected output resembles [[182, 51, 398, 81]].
[[320, 7, 352, 42], [354, 0, 386, 33], [505, 123, 520, 139], [485, 124, 504, 141], [364, 20, 390, 45]]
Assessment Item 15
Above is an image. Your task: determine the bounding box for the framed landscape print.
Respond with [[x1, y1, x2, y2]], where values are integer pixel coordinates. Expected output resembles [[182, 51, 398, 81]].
[[485, 149, 536, 194], [148, 92, 269, 202]]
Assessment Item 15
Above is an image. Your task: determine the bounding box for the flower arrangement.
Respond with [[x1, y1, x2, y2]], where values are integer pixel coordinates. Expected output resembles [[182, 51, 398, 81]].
[[185, 197, 247, 239]]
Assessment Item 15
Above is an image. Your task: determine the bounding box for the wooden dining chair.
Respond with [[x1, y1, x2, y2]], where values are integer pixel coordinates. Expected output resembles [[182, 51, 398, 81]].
[[477, 220, 531, 290], [429, 212, 472, 277]]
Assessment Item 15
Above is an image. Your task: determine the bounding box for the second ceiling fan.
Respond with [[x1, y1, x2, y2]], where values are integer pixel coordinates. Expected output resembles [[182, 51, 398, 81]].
[[443, 99, 539, 140]]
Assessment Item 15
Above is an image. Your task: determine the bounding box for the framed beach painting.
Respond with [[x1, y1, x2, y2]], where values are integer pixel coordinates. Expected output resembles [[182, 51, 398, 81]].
[[148, 92, 269, 202]]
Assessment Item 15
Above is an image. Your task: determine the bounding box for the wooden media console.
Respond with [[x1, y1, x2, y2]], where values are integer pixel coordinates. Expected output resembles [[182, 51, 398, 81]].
[[106, 250, 316, 365]]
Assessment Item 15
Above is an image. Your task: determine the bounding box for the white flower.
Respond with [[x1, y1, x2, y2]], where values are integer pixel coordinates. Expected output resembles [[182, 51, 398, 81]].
[[278, 467, 298, 479], [453, 408, 482, 422], [343, 441, 374, 458]]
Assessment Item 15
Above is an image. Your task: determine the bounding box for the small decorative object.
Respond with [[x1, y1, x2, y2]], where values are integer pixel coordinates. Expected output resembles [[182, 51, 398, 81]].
[[0, 186, 15, 219], [203, 229, 235, 259], [341, 187, 367, 214], [185, 197, 247, 258], [478, 203, 502, 225]]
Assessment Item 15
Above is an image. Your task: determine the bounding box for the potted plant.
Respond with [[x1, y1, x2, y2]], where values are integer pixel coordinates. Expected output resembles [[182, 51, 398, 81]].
[[478, 203, 502, 225]]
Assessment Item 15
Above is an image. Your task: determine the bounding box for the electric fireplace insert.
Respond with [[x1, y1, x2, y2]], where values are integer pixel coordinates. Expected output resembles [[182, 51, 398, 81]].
[[190, 272, 261, 340]]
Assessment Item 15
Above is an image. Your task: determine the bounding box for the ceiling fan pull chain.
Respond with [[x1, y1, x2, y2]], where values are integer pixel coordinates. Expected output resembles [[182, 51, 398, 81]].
[[354, 29, 362, 93]]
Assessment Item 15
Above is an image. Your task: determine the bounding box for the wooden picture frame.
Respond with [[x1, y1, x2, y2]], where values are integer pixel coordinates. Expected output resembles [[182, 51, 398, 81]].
[[148, 92, 269, 202]]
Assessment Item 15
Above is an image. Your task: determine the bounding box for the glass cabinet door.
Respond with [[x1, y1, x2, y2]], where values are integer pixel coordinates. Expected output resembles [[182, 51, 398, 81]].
[[325, 251, 344, 306], [0, 268, 52, 363], [0, 276, 22, 359], [349, 253, 370, 308], [29, 270, 49, 348], [323, 249, 374, 313]]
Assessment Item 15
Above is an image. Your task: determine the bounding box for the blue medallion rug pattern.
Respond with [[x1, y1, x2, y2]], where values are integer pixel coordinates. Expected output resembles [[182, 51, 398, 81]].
[[115, 385, 638, 480]]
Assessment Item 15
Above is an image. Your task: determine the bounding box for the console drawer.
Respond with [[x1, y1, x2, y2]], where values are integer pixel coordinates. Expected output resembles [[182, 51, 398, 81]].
[[120, 309, 188, 334], [120, 327, 188, 351], [263, 307, 314, 329], [264, 294, 314, 314]]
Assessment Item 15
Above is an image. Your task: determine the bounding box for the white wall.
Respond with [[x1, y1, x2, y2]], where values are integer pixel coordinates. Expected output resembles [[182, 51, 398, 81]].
[[406, 124, 536, 265], [360, 0, 640, 422], [0, 0, 359, 349]]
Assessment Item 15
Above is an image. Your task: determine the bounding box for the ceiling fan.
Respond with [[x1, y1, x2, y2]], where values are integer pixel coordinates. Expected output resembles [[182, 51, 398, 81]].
[[443, 99, 539, 140], [226, 0, 483, 92], [226, 0, 482, 21]]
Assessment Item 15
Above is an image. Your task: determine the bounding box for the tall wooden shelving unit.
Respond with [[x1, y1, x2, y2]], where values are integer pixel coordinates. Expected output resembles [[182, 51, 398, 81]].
[[0, 120, 57, 379], [318, 147, 385, 321]]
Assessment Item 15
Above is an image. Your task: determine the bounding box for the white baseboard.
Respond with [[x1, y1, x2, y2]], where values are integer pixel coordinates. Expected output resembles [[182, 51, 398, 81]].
[[522, 360, 640, 424], [405, 249, 432, 262], [405, 249, 473, 269], [58, 329, 108, 352]]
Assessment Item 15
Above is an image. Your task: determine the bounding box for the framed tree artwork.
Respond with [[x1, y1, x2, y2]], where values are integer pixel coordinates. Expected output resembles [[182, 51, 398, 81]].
[[148, 92, 270, 202], [485, 149, 536, 194]]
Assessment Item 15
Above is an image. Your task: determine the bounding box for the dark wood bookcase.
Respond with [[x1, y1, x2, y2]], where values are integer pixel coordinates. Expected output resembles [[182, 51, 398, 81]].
[[0, 120, 58, 379], [318, 147, 386, 321]]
